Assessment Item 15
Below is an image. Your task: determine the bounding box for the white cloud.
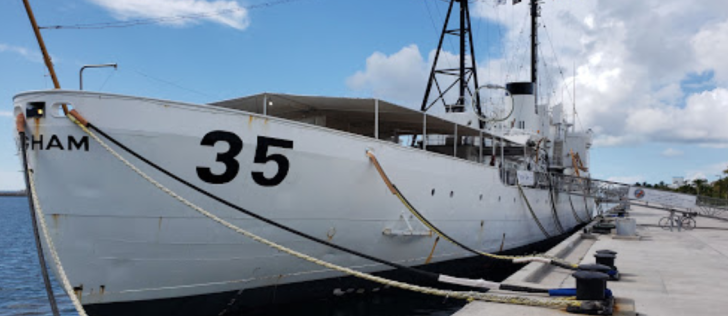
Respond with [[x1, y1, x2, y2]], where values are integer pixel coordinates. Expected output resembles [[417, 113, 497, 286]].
[[685, 161, 728, 182], [348, 0, 728, 148], [693, 20, 728, 82], [0, 44, 42, 63], [623, 88, 728, 145], [346, 45, 472, 110], [661, 148, 683, 157], [607, 175, 644, 184], [88, 0, 250, 30], [686, 172, 707, 182], [0, 111, 13, 118], [346, 45, 428, 107]]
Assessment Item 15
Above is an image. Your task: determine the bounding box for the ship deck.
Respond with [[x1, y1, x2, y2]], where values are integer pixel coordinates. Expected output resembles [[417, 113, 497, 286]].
[[454, 204, 728, 316]]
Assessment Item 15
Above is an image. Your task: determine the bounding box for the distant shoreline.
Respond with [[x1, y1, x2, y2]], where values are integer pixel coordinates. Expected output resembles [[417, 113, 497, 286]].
[[0, 191, 27, 197]]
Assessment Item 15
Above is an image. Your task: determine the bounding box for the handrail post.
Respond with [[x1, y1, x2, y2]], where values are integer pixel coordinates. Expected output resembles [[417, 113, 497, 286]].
[[423, 112, 427, 150], [453, 123, 457, 157], [479, 131, 483, 163], [374, 99, 379, 139], [491, 136, 495, 163]]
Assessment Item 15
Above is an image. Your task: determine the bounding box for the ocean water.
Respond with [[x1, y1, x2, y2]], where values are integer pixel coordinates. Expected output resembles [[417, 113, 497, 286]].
[[0, 196, 523, 316], [0, 197, 76, 316]]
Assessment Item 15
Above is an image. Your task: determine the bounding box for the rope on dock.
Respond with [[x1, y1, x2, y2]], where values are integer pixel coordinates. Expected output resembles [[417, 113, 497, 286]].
[[66, 114, 582, 310], [366, 151, 580, 269]]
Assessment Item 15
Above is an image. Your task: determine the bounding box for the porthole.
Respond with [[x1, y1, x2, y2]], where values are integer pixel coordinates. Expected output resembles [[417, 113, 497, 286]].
[[431, 189, 435, 196], [450, 191, 454, 198]]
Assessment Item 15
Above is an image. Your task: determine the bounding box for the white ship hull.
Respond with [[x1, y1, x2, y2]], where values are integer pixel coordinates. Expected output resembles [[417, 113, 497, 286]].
[[14, 90, 592, 315]]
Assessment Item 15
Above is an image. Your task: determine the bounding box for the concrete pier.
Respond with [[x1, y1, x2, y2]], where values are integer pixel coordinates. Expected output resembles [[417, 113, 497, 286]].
[[454, 205, 728, 316]]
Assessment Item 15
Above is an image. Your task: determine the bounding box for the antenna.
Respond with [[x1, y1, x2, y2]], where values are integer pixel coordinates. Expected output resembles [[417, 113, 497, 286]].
[[421, 0, 481, 115], [573, 61, 576, 132], [530, 0, 540, 111]]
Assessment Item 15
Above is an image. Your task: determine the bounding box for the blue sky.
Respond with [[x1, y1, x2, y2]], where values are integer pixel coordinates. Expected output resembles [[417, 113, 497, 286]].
[[2, 0, 728, 190]]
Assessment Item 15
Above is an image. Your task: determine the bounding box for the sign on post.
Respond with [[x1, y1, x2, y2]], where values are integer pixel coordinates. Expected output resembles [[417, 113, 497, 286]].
[[517, 170, 535, 187]]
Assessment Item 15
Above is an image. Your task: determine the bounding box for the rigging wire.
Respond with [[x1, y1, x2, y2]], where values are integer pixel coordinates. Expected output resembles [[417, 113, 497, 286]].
[[39, 0, 310, 30], [542, 21, 574, 108], [132, 69, 215, 99], [538, 42, 556, 106], [423, 0, 446, 40], [423, 0, 455, 71], [503, 10, 530, 83], [97, 70, 116, 91], [431, 0, 459, 70]]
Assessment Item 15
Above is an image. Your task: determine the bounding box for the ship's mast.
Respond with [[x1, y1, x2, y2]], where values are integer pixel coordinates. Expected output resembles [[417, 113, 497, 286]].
[[421, 0, 481, 115], [530, 0, 540, 113], [21, 0, 65, 115]]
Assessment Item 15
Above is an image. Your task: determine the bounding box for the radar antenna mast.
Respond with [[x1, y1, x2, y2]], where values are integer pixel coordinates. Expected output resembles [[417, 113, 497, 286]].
[[530, 0, 540, 111], [421, 0, 482, 115]]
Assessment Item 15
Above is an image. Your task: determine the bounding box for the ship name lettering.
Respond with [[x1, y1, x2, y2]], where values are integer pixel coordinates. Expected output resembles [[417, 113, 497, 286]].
[[25, 134, 89, 151]]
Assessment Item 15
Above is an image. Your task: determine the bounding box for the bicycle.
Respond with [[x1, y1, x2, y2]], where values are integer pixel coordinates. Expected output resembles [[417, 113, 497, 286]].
[[658, 212, 697, 231]]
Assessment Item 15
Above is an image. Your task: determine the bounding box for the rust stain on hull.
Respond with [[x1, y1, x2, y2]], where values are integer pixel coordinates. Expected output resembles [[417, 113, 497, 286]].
[[499, 233, 506, 252], [73, 285, 83, 302], [51, 214, 60, 229]]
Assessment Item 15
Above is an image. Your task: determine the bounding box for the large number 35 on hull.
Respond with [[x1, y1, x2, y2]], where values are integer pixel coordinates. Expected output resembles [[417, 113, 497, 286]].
[[197, 131, 294, 186]]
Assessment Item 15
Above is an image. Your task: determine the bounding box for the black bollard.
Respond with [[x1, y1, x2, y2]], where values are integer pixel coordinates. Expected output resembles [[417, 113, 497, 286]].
[[596, 249, 617, 256], [577, 263, 612, 274], [572, 271, 609, 301], [594, 253, 616, 270]]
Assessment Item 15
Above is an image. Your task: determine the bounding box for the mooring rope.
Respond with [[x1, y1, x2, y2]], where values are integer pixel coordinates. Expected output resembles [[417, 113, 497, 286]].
[[366, 152, 581, 270], [546, 175, 566, 234], [517, 183, 553, 239], [568, 193, 586, 224], [64, 113, 581, 309], [26, 164, 89, 316], [16, 115, 61, 316], [583, 194, 594, 220]]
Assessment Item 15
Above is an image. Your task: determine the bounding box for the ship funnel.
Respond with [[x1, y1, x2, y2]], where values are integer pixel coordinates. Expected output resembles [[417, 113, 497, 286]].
[[505, 82, 538, 131]]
